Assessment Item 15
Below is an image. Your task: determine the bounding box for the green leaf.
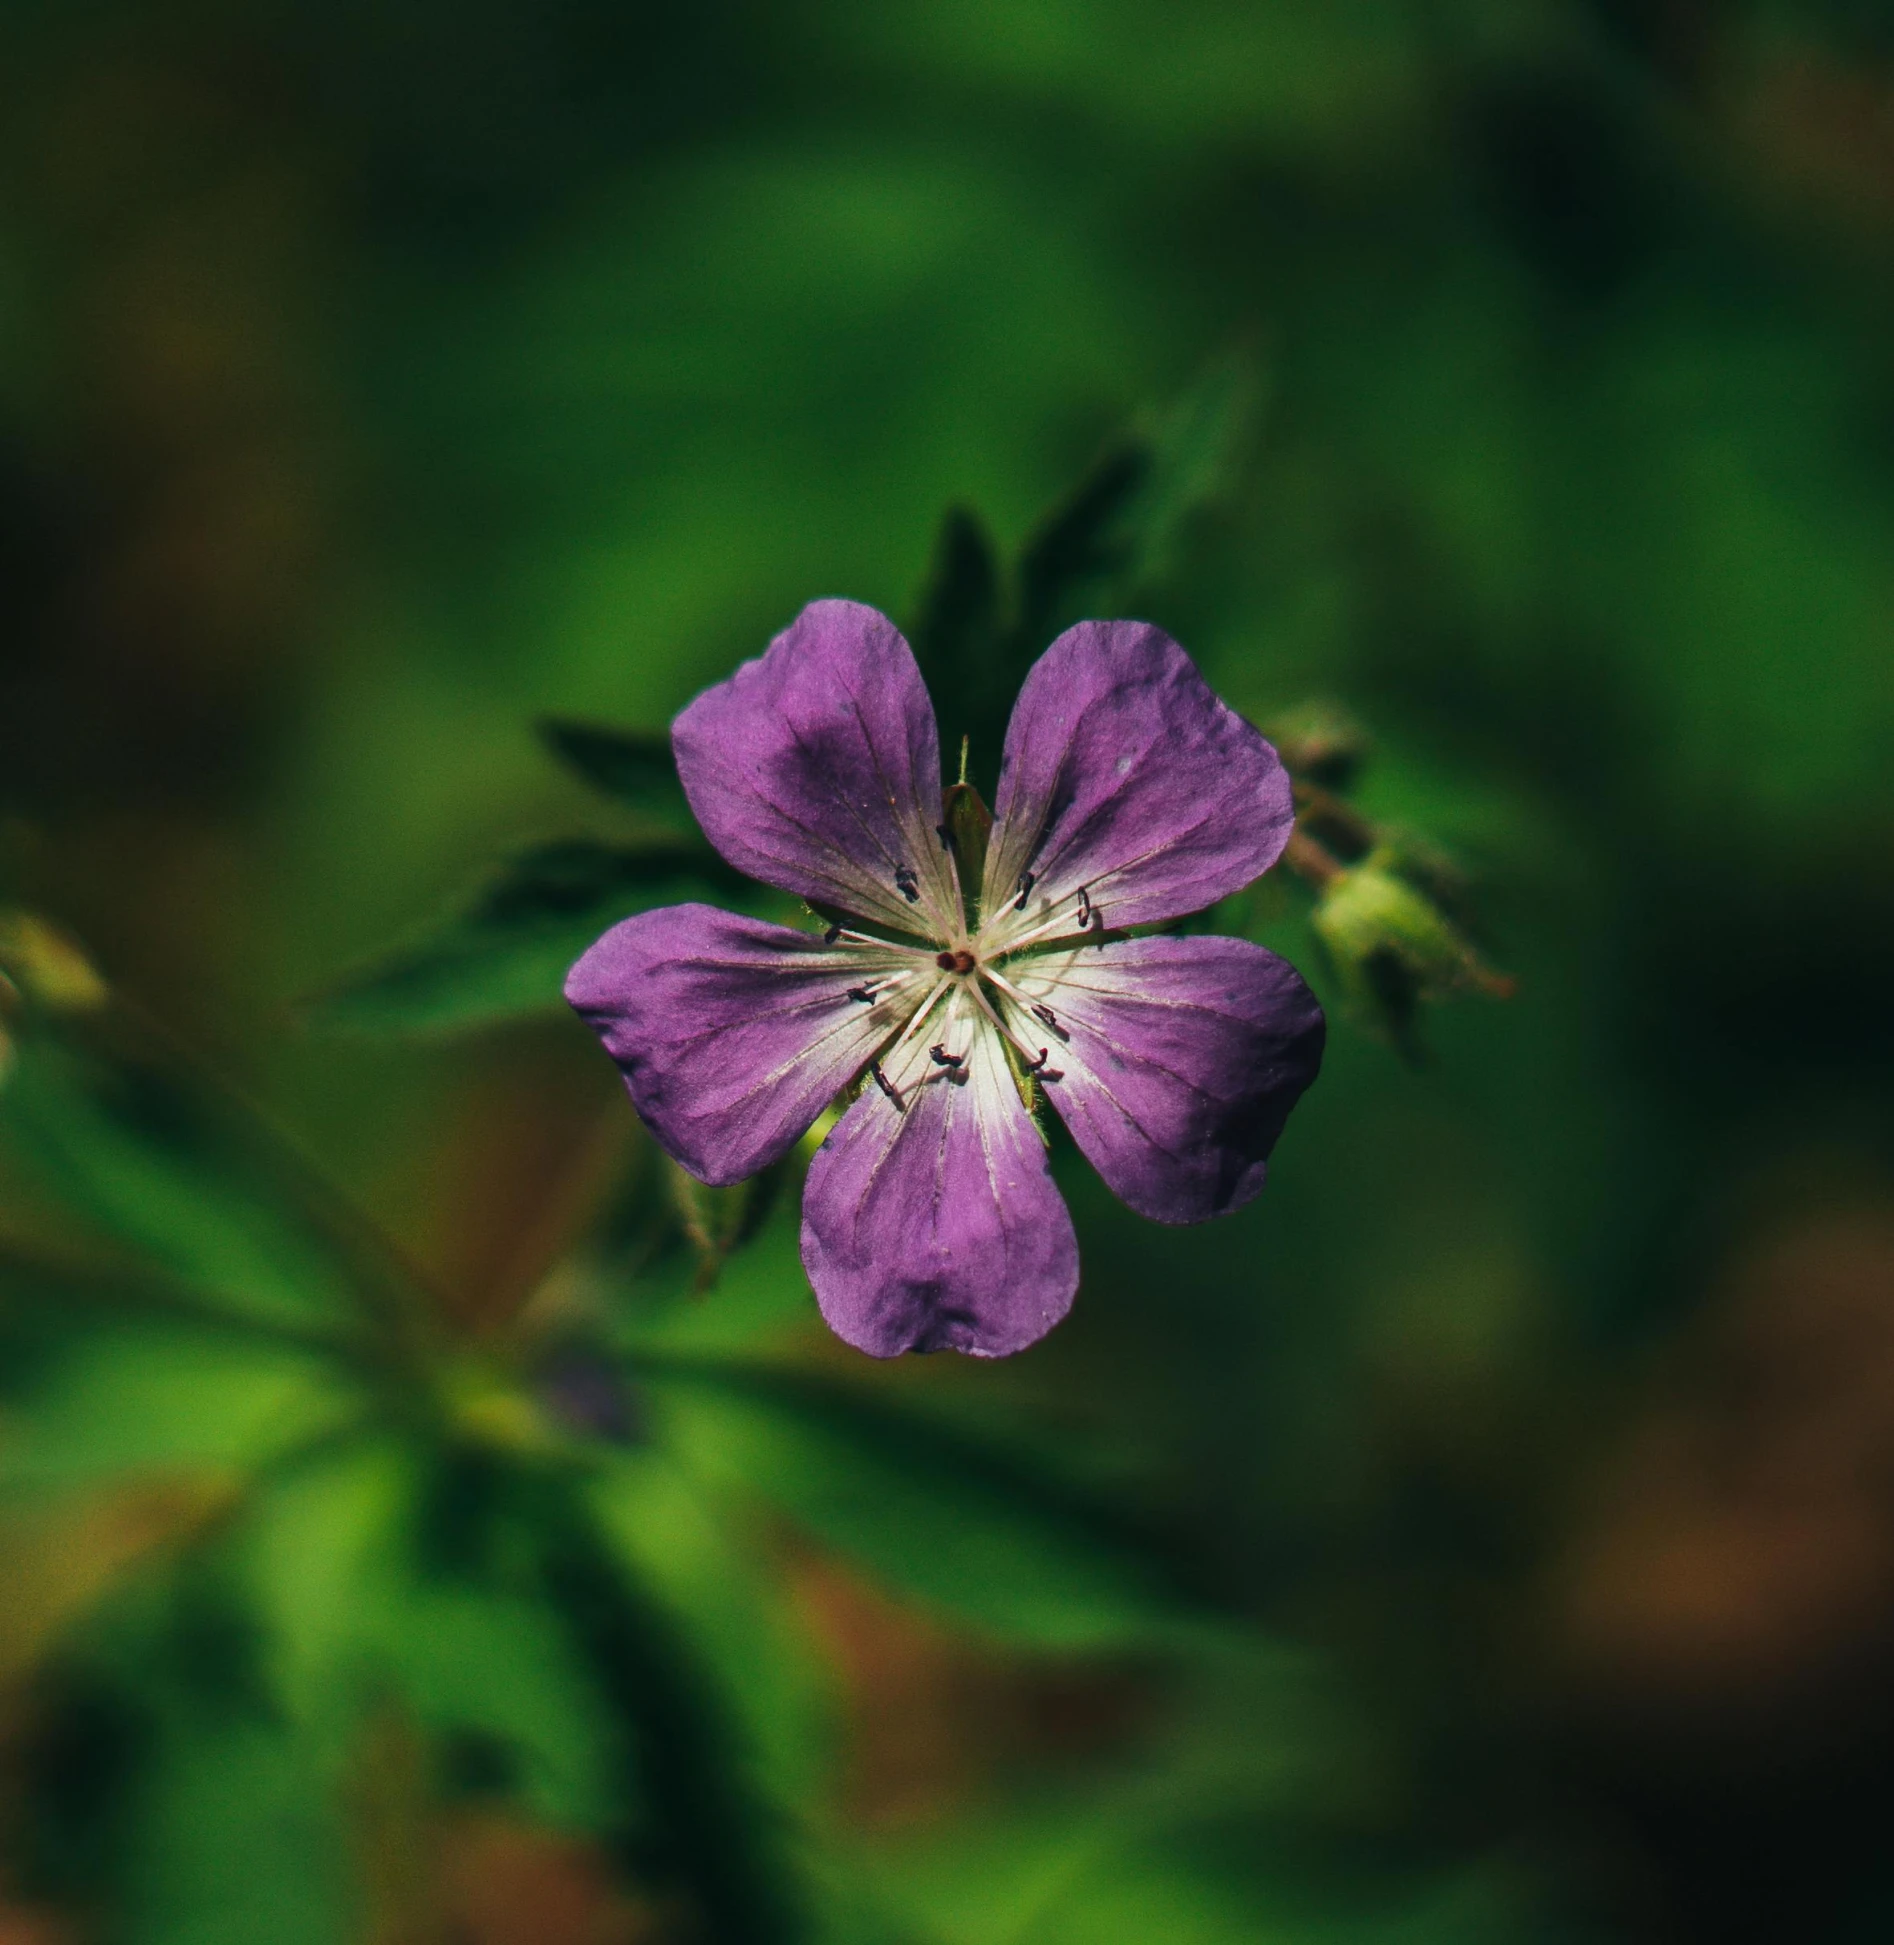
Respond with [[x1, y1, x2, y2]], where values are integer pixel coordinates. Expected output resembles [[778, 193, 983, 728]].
[[235, 1439, 618, 1832], [644, 1361, 1191, 1649], [0, 1322, 356, 1495], [0, 1028, 374, 1332], [909, 506, 1007, 764], [537, 717, 689, 816], [22, 1564, 354, 1945], [585, 1447, 830, 1803], [527, 1470, 815, 1945], [119, 1710, 351, 1945], [941, 779, 993, 923], [1015, 354, 1262, 649], [307, 837, 751, 1036]]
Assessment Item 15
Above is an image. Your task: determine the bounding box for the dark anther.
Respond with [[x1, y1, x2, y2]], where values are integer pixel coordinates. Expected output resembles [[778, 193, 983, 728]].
[[1025, 1046, 1052, 1072], [1075, 885, 1092, 927], [1013, 870, 1035, 912], [894, 865, 921, 902], [822, 923, 842, 945], [935, 823, 952, 851], [846, 985, 877, 1004], [929, 1044, 965, 1068], [870, 1062, 904, 1109], [1031, 1002, 1068, 1039]]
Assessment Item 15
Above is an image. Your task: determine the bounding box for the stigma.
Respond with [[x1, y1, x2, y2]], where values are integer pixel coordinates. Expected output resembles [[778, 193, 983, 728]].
[[934, 948, 977, 974]]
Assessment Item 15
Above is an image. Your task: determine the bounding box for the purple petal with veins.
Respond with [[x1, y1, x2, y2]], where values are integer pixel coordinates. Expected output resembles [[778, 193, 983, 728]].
[[1003, 935, 1325, 1223], [801, 1023, 1078, 1358], [673, 598, 958, 937], [565, 903, 917, 1186], [983, 620, 1292, 942]]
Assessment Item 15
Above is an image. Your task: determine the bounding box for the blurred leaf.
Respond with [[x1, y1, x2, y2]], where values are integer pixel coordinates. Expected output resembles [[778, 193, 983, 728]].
[[915, 358, 1264, 784], [645, 1360, 1191, 1649], [537, 718, 690, 816], [233, 1438, 618, 1831], [528, 1470, 814, 1945], [0, 1027, 374, 1332], [0, 911, 110, 1013], [308, 837, 752, 1036], [909, 506, 1006, 762], [0, 1319, 356, 1495], [119, 1709, 350, 1945], [1015, 354, 1262, 649], [21, 1562, 353, 1945], [879, 1794, 1549, 1945], [0, 1482, 232, 1686], [586, 1447, 830, 1801]]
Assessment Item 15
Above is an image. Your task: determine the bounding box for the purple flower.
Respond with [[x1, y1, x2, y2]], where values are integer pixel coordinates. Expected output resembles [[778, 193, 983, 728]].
[[566, 600, 1324, 1359]]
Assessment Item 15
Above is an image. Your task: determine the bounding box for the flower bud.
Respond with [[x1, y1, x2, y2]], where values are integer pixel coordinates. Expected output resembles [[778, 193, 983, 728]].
[[1312, 848, 1511, 1051]]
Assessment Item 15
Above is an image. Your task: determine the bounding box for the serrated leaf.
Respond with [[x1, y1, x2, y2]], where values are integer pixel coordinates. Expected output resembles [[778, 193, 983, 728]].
[[308, 837, 750, 1036], [644, 1362, 1189, 1649], [537, 718, 689, 815]]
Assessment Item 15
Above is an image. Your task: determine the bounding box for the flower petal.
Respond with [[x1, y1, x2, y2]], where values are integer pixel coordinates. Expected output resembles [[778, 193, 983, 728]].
[[983, 621, 1292, 940], [800, 1012, 1078, 1358], [565, 903, 922, 1186], [1008, 935, 1324, 1224], [673, 599, 958, 938]]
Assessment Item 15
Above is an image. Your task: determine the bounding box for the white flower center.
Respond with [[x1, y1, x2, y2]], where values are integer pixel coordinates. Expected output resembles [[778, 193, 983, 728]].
[[824, 857, 1105, 1113]]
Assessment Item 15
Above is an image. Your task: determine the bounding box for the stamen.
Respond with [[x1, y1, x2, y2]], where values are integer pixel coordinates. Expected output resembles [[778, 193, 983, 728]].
[[929, 1043, 965, 1068], [869, 1062, 904, 1110], [990, 883, 1108, 957], [894, 865, 921, 903], [966, 979, 1065, 1083], [846, 985, 877, 1004], [1012, 870, 1035, 912], [867, 973, 957, 1095], [822, 923, 842, 945], [977, 962, 1070, 1042]]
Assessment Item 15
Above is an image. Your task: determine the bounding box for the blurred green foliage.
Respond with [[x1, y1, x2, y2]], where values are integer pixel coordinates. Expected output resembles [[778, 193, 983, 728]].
[[5, 1, 1894, 1942]]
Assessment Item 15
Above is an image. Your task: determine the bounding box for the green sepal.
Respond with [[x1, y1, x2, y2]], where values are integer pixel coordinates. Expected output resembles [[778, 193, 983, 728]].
[[941, 778, 992, 927], [663, 1156, 789, 1294]]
